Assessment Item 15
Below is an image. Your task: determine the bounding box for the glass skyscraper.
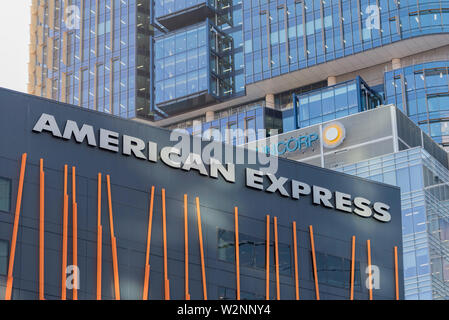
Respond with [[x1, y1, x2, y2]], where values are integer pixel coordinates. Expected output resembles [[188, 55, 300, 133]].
[[150, 0, 449, 150], [153, 0, 244, 116], [28, 0, 153, 119], [242, 0, 449, 83], [29, 0, 449, 146]]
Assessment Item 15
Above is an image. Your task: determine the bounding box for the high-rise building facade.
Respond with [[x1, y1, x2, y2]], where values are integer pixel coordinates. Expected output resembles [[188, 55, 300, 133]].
[[28, 1, 449, 147], [154, 0, 449, 149], [28, 0, 153, 119]]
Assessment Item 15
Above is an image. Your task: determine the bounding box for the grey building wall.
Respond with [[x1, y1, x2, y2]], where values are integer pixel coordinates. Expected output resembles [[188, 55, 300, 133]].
[[247, 105, 449, 171]]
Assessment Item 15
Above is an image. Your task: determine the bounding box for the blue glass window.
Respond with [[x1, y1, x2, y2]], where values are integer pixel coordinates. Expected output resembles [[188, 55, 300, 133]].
[[0, 178, 10, 212], [155, 24, 209, 104], [403, 251, 417, 278], [409, 166, 423, 191], [403, 209, 414, 235], [0, 240, 7, 275], [396, 167, 411, 193]]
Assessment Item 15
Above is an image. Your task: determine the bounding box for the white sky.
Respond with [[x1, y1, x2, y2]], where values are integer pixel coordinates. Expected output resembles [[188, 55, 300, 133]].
[[0, 1, 32, 93]]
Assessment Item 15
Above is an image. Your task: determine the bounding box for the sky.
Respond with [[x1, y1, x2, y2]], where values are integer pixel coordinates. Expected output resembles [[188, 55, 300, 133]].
[[0, 1, 32, 93]]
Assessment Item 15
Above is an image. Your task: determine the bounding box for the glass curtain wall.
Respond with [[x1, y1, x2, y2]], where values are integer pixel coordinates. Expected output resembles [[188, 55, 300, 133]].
[[385, 61, 449, 146], [155, 23, 209, 104], [336, 147, 449, 300], [243, 0, 449, 85], [46, 0, 146, 119], [285, 77, 382, 130], [176, 106, 283, 145]]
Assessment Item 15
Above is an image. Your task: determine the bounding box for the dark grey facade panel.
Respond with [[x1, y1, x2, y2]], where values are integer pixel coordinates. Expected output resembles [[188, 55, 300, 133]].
[[423, 134, 449, 169], [0, 88, 403, 300], [326, 139, 396, 169], [396, 109, 422, 149], [396, 107, 449, 169]]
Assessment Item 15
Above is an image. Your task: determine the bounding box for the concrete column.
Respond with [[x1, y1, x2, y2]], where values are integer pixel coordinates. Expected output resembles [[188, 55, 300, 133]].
[[192, 120, 202, 130], [265, 94, 275, 109], [205, 111, 215, 122], [327, 76, 337, 86], [392, 58, 402, 70]]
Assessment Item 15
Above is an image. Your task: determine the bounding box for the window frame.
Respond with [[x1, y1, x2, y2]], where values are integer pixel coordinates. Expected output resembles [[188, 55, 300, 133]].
[[0, 239, 9, 276], [217, 228, 292, 276], [0, 177, 12, 214], [311, 250, 361, 290]]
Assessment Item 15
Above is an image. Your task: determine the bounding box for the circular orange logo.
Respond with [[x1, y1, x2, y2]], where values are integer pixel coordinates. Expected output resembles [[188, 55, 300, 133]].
[[323, 122, 346, 148]]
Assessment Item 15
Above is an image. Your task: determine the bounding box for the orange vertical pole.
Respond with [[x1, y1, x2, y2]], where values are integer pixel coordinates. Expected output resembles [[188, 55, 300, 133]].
[[367, 240, 373, 300], [309, 225, 320, 300], [234, 207, 240, 300], [350, 236, 356, 300], [111, 237, 120, 300], [96, 173, 102, 300], [184, 194, 190, 300], [265, 215, 270, 301], [292, 221, 299, 300], [143, 186, 155, 300], [5, 153, 27, 300], [39, 159, 45, 300], [195, 197, 207, 300], [273, 217, 280, 300], [161, 188, 170, 300], [61, 165, 68, 300], [106, 175, 120, 300], [72, 167, 78, 300], [394, 246, 399, 300]]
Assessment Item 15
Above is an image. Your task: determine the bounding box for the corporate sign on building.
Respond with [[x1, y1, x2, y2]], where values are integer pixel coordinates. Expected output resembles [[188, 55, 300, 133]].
[[0, 87, 403, 300], [260, 132, 320, 156], [253, 122, 347, 157], [247, 107, 401, 170], [32, 113, 391, 223]]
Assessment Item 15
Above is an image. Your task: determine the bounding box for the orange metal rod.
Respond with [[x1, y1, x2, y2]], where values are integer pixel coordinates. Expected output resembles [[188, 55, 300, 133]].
[[273, 217, 280, 300], [235, 207, 240, 300], [96, 173, 102, 300], [367, 240, 373, 300], [143, 264, 150, 300], [111, 237, 120, 300], [266, 215, 270, 301], [106, 175, 120, 300], [350, 236, 356, 300], [106, 175, 115, 237], [39, 159, 45, 300], [72, 167, 78, 300], [5, 153, 27, 300], [62, 165, 68, 300], [309, 225, 320, 300], [394, 246, 399, 300], [184, 194, 190, 300], [162, 188, 170, 300], [292, 221, 299, 300], [97, 225, 102, 300], [143, 186, 155, 300], [196, 197, 207, 300]]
